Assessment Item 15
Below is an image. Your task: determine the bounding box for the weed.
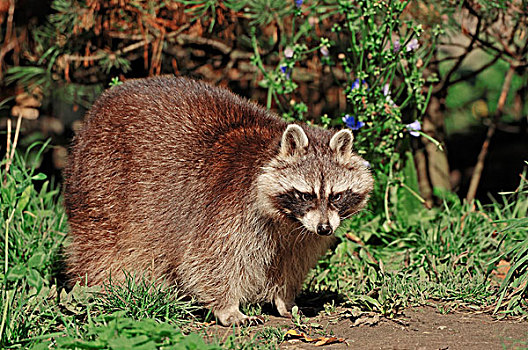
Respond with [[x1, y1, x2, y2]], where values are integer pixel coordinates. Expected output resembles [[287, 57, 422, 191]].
[[1, 142, 67, 346], [34, 312, 221, 349], [241, 303, 263, 318], [253, 326, 285, 347], [490, 169, 528, 316], [221, 325, 284, 350], [290, 305, 305, 330], [95, 273, 199, 327], [323, 300, 337, 315]]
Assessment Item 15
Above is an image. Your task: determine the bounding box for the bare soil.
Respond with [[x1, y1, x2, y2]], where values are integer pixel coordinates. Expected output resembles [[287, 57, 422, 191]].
[[208, 306, 528, 349], [282, 306, 528, 350]]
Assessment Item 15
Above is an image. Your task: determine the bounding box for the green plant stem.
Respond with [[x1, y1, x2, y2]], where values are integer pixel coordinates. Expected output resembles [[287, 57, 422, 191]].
[[1, 208, 16, 344], [384, 181, 391, 224], [384, 159, 395, 224], [421, 85, 434, 115], [5, 118, 11, 161], [414, 130, 444, 151], [4, 208, 15, 281], [399, 181, 427, 205], [250, 30, 267, 75], [0, 290, 10, 343], [250, 30, 275, 110]]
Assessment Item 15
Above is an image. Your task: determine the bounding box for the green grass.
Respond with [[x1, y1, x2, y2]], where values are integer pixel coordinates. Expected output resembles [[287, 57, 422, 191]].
[[1, 144, 527, 348], [95, 274, 200, 327]]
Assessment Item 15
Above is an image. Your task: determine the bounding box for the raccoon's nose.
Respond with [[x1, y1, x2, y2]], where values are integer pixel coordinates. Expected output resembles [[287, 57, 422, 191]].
[[316, 223, 333, 236]]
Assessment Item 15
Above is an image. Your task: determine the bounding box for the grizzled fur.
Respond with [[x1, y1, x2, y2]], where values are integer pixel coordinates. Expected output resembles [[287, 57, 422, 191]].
[[64, 76, 373, 326]]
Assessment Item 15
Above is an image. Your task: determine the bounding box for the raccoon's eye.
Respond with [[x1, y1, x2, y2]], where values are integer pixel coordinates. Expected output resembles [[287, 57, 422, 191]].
[[303, 193, 314, 201], [296, 191, 314, 202], [329, 193, 343, 203]]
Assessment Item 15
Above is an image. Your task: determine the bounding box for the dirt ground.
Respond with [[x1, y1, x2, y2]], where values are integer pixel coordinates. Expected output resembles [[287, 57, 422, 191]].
[[209, 306, 528, 349], [281, 306, 528, 350]]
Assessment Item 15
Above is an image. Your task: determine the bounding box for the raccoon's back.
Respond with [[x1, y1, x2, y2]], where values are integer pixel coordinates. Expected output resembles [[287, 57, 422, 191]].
[[63, 76, 285, 283], [66, 76, 283, 211]]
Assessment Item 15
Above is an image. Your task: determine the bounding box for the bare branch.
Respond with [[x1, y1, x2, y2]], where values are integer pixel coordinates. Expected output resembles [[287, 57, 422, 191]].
[[448, 54, 501, 86], [466, 64, 516, 202], [435, 14, 482, 94]]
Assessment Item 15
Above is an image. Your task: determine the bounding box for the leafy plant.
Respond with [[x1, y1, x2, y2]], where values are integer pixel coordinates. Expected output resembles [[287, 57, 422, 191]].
[[1, 141, 67, 346], [34, 312, 221, 350], [242, 0, 445, 228]]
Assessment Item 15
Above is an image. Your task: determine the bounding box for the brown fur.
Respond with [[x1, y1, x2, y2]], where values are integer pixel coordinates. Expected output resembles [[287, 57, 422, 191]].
[[64, 76, 373, 325]]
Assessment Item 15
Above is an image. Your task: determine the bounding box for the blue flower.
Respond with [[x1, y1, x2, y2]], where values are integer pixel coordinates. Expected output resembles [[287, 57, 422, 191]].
[[406, 120, 421, 137], [295, 0, 303, 8], [342, 115, 365, 130], [362, 160, 371, 169], [351, 78, 367, 90], [320, 45, 329, 56], [280, 65, 290, 78], [406, 38, 419, 52]]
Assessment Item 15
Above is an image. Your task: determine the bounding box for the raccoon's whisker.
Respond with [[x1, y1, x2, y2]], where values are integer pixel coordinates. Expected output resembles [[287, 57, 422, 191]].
[[341, 213, 354, 220], [282, 224, 304, 246], [292, 226, 308, 246], [290, 224, 305, 235], [341, 210, 362, 221], [292, 232, 302, 247], [300, 227, 311, 241]]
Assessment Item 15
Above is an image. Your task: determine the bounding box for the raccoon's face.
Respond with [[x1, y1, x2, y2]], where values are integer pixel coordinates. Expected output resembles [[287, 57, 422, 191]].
[[257, 124, 373, 236]]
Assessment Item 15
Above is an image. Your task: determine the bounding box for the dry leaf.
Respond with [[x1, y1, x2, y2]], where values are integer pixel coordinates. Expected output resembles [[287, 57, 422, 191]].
[[314, 337, 344, 346], [284, 329, 346, 346], [53, 146, 68, 169], [285, 329, 304, 338], [492, 259, 510, 280]]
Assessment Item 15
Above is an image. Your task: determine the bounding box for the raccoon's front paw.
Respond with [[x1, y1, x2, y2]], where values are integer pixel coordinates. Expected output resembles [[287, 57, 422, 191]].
[[216, 307, 265, 327]]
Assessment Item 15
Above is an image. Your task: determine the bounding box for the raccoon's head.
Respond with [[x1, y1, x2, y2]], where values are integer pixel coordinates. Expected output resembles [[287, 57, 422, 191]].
[[257, 124, 373, 236]]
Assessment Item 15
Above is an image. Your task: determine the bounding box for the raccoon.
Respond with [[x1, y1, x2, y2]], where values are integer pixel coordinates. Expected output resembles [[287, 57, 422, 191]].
[[64, 76, 373, 326]]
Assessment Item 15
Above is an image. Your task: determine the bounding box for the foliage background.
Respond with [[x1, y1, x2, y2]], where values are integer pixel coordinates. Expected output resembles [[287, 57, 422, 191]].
[[0, 0, 527, 348]]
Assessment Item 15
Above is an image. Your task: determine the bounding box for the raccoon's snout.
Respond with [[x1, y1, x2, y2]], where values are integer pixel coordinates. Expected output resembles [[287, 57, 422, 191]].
[[316, 223, 333, 236]]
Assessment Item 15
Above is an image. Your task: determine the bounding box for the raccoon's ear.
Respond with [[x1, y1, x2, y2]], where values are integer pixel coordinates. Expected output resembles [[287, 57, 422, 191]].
[[280, 124, 309, 158], [330, 129, 354, 163]]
